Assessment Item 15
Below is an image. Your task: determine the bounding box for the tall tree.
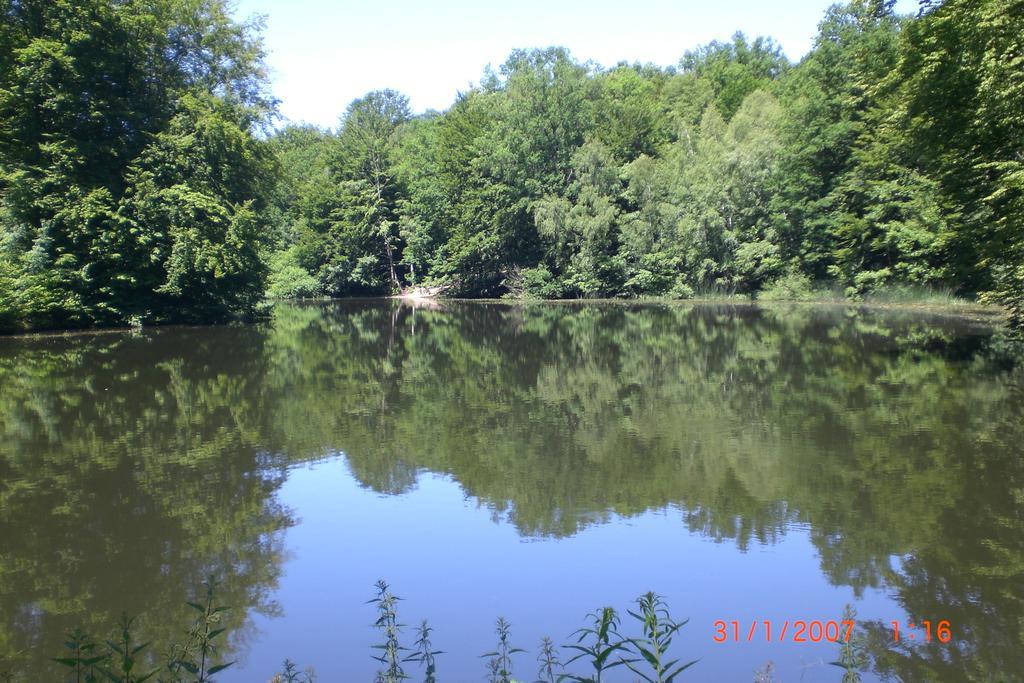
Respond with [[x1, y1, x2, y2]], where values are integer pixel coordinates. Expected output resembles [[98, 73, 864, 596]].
[[331, 89, 411, 294], [893, 0, 1024, 323], [0, 0, 275, 331], [772, 0, 904, 282], [679, 33, 790, 120]]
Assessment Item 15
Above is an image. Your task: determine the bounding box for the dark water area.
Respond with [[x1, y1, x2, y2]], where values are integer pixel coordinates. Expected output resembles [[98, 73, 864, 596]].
[[1, 300, 1023, 681]]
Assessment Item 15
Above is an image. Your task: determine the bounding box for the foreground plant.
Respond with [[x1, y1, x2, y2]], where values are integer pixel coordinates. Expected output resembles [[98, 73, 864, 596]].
[[406, 620, 442, 683], [370, 579, 409, 683], [752, 661, 776, 682], [103, 615, 159, 683], [562, 607, 628, 682], [482, 617, 524, 683], [53, 628, 105, 683], [50, 581, 707, 681], [622, 592, 697, 683], [166, 577, 235, 681], [271, 659, 317, 682], [535, 636, 561, 683], [53, 581, 234, 683], [830, 605, 867, 683]]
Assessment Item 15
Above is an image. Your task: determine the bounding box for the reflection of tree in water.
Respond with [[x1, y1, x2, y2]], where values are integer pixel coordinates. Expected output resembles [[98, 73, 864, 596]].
[[1, 300, 1022, 680], [0, 329, 296, 677], [279, 300, 1024, 680], [856, 367, 1024, 683]]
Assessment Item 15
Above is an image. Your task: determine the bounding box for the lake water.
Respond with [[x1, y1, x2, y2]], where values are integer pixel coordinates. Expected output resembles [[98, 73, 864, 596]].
[[1, 300, 1022, 682]]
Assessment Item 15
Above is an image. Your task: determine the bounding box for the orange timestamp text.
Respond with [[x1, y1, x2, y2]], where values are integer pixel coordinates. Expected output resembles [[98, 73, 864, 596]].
[[713, 619, 854, 643], [713, 619, 954, 644]]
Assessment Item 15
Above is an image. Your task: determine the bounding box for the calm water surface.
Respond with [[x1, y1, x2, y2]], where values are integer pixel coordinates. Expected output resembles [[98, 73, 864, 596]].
[[1, 300, 1022, 682]]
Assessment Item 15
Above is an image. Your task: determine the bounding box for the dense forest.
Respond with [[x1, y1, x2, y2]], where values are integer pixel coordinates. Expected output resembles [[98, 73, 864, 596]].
[[1, 0, 1022, 333]]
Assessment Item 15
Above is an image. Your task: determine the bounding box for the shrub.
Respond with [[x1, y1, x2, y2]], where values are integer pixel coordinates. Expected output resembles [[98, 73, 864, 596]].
[[267, 247, 322, 299], [757, 272, 816, 301]]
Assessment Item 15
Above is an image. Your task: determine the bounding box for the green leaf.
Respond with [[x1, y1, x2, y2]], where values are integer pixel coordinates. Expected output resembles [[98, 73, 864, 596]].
[[664, 658, 699, 682], [207, 661, 235, 674]]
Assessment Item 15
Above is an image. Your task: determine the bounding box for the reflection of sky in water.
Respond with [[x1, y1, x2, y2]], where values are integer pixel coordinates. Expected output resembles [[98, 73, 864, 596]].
[[234, 458, 898, 682], [3, 301, 1017, 680]]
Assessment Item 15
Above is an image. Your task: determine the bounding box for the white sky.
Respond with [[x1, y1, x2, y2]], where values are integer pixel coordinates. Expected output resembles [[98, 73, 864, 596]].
[[232, 0, 919, 129]]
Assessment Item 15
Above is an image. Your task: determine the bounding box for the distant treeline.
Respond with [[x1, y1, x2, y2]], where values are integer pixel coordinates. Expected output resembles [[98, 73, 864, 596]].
[[1, 0, 1022, 333]]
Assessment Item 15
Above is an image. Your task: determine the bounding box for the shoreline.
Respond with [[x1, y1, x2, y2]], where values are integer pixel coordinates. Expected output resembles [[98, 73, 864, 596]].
[[423, 294, 1003, 321], [1, 294, 1007, 339]]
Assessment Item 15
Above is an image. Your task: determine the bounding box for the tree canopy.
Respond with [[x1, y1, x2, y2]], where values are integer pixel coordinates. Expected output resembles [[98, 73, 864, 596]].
[[2, 0, 1023, 332], [0, 0, 276, 331], [262, 0, 1023, 332]]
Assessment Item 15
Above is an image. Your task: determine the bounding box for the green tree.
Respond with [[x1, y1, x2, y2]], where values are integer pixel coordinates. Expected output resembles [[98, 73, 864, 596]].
[[592, 65, 669, 163], [192, 1, 1024, 330], [118, 94, 275, 322], [892, 0, 1024, 324], [332, 89, 411, 293], [0, 0, 275, 332], [532, 141, 623, 297], [679, 33, 790, 120], [773, 0, 903, 281]]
